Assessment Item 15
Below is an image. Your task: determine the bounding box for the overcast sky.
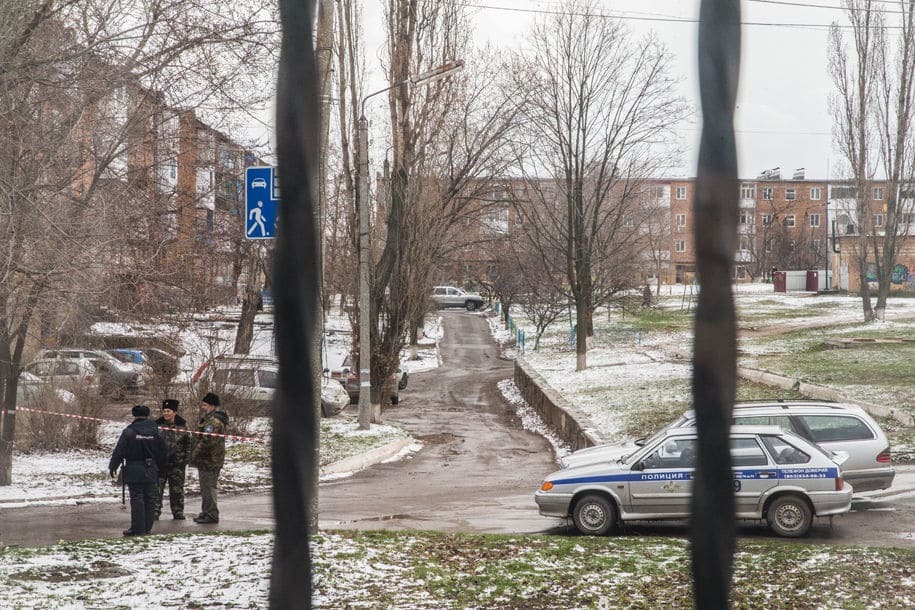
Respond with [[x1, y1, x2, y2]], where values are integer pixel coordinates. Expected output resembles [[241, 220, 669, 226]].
[[354, 0, 902, 181]]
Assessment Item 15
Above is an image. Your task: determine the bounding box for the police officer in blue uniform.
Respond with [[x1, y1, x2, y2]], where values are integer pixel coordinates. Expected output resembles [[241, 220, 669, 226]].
[[108, 404, 166, 536]]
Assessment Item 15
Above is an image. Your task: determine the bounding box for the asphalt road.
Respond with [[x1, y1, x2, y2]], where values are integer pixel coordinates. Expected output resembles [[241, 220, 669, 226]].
[[3, 310, 915, 548], [317, 310, 558, 534]]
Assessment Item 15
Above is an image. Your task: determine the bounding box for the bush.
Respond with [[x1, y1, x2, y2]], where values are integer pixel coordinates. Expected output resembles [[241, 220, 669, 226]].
[[14, 386, 105, 452]]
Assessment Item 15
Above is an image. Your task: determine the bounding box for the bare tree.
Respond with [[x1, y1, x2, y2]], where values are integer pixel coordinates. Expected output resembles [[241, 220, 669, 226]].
[[829, 0, 883, 320], [871, 0, 915, 319], [508, 0, 687, 370], [362, 4, 517, 416]]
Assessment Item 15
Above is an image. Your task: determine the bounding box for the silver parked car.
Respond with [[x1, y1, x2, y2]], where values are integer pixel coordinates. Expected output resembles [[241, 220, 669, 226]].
[[35, 348, 143, 396], [19, 358, 98, 399], [668, 401, 894, 492], [535, 425, 852, 538], [194, 354, 348, 417], [431, 285, 485, 311]]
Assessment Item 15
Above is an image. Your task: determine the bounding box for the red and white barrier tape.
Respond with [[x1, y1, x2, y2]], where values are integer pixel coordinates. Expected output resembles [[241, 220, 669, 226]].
[[2, 407, 267, 444]]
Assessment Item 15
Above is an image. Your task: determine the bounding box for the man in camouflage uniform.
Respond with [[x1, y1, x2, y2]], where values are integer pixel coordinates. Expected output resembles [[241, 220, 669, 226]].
[[191, 392, 229, 524], [154, 398, 190, 520]]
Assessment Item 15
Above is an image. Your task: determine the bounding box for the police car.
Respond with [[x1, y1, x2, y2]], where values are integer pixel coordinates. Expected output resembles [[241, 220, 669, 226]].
[[535, 425, 852, 538]]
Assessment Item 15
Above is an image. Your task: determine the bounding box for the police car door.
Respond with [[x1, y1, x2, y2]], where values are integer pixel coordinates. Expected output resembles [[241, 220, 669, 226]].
[[628, 435, 695, 518], [731, 435, 779, 517]]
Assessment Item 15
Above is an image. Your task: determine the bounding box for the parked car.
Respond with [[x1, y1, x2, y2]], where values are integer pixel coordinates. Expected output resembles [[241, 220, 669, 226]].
[[16, 371, 79, 408], [535, 425, 852, 538], [106, 348, 154, 381], [194, 355, 276, 409], [431, 285, 485, 311], [659, 401, 893, 493], [138, 347, 181, 382], [326, 354, 408, 405], [194, 355, 347, 417], [19, 358, 98, 400], [34, 348, 143, 397]]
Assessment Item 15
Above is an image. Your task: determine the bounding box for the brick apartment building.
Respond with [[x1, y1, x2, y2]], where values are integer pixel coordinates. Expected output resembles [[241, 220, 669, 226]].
[[77, 85, 262, 313]]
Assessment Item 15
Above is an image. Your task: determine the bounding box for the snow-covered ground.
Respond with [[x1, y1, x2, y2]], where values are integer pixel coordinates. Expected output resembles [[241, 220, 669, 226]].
[[508, 284, 915, 442]]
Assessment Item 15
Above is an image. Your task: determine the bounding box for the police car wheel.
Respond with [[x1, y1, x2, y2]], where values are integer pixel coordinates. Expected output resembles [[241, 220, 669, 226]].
[[465, 301, 477, 312], [572, 494, 616, 536], [766, 494, 812, 538]]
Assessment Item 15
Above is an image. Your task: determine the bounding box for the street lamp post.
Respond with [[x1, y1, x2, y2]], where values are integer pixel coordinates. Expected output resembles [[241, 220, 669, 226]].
[[356, 59, 464, 429]]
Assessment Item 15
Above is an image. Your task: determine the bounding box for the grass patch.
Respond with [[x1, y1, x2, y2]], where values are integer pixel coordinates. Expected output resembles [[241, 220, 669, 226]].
[[1, 527, 914, 607], [615, 307, 693, 333], [319, 420, 408, 466], [755, 343, 915, 412]]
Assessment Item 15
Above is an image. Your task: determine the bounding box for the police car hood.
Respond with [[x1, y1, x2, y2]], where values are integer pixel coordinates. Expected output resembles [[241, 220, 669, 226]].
[[548, 458, 627, 483], [559, 442, 637, 469]]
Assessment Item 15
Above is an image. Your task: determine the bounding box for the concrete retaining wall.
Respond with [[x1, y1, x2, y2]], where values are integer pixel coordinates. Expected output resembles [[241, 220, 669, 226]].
[[514, 359, 605, 450], [737, 365, 915, 427]]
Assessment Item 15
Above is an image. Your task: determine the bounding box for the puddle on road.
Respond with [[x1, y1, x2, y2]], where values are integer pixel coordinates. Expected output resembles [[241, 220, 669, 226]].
[[416, 433, 457, 445]]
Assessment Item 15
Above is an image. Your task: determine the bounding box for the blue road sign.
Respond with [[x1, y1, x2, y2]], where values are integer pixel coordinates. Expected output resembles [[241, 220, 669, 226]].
[[245, 166, 279, 239]]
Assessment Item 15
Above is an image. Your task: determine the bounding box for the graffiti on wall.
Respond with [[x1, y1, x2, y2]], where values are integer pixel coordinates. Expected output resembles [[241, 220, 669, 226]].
[[865, 263, 915, 290]]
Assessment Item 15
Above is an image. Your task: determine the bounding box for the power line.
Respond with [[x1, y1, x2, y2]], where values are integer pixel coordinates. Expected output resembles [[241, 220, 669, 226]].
[[748, 0, 903, 14], [462, 1, 908, 30]]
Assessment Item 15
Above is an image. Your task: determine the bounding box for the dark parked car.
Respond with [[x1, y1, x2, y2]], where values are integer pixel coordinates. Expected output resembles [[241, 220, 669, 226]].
[[327, 355, 408, 405]]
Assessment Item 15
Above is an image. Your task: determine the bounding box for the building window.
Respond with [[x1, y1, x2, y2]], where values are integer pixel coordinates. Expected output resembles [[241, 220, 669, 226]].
[[809, 214, 820, 227], [812, 239, 821, 251], [740, 183, 756, 199], [874, 213, 885, 227], [676, 213, 686, 227], [645, 185, 666, 199], [831, 186, 857, 199], [810, 187, 821, 200], [739, 236, 751, 251], [762, 188, 773, 200], [762, 214, 773, 226], [785, 215, 796, 228], [623, 216, 634, 228], [675, 240, 686, 253], [676, 186, 687, 200], [873, 187, 884, 200], [785, 189, 796, 201], [764, 239, 773, 253]]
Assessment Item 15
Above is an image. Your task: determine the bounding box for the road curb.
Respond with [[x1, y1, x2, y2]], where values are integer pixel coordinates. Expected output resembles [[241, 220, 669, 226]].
[[319, 436, 415, 477], [736, 365, 915, 427]]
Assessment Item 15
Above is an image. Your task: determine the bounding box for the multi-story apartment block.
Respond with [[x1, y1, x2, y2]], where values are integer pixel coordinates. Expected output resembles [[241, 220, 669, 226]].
[[73, 80, 260, 313]]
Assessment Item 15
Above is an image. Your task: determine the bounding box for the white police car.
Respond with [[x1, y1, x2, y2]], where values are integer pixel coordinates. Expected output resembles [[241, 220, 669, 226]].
[[535, 425, 852, 538]]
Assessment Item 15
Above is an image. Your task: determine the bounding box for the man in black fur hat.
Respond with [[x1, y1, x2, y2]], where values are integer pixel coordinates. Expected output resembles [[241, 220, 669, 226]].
[[108, 405, 166, 536], [154, 398, 191, 520], [190, 392, 229, 524]]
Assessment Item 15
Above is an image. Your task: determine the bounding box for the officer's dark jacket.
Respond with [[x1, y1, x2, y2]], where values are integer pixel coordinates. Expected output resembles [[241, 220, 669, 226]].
[[108, 418, 167, 484], [155, 414, 191, 468], [191, 409, 230, 470]]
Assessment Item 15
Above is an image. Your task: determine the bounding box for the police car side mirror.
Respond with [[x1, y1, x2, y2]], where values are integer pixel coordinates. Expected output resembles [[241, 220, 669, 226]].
[[631, 461, 645, 472]]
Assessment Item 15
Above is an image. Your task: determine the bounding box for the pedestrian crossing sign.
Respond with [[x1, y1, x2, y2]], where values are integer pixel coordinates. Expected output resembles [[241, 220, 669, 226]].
[[245, 166, 279, 240]]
